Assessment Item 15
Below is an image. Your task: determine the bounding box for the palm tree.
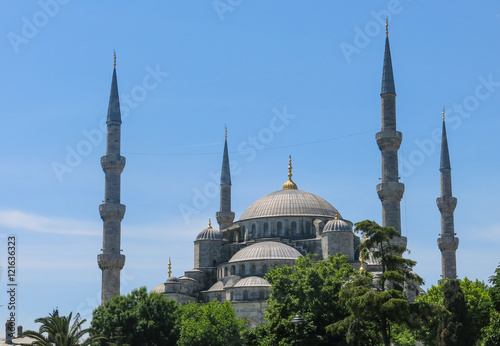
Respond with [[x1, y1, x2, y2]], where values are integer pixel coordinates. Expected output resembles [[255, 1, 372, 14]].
[[19, 309, 105, 346]]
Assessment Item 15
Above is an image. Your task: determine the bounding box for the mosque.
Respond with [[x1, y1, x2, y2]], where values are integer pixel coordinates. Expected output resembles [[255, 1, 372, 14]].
[[98, 23, 459, 326]]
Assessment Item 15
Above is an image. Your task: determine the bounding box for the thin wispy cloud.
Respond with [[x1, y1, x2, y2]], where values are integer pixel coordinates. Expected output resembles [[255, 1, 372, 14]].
[[0, 210, 100, 236]]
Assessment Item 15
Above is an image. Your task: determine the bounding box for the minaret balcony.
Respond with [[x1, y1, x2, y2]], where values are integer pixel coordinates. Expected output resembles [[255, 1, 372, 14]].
[[376, 182, 404, 201], [437, 236, 459, 252], [436, 196, 457, 213], [99, 203, 126, 221], [101, 155, 126, 173], [97, 254, 125, 270], [376, 130, 402, 151]]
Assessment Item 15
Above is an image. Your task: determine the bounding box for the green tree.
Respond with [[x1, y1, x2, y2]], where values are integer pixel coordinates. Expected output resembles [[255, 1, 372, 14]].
[[19, 309, 103, 346], [327, 220, 425, 346], [489, 262, 500, 312], [177, 300, 246, 346], [436, 279, 474, 346], [91, 287, 179, 345], [245, 254, 357, 345], [483, 311, 500, 346], [415, 277, 492, 345]]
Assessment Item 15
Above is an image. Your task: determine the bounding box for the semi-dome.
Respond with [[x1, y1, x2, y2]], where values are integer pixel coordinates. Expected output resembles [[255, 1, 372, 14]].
[[238, 189, 338, 221], [323, 215, 353, 233], [166, 276, 180, 283], [196, 220, 222, 240], [234, 276, 271, 288], [150, 283, 165, 294], [229, 241, 301, 263], [207, 281, 224, 292]]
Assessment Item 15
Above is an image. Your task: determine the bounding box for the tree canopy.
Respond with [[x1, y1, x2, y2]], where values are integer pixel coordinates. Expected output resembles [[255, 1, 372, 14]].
[[19, 309, 103, 346], [91, 287, 179, 346], [177, 300, 246, 346], [244, 254, 356, 345]]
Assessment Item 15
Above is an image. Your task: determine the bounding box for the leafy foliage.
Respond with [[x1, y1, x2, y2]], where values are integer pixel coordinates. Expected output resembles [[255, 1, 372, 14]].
[[19, 309, 103, 346], [91, 287, 179, 346], [328, 220, 426, 346], [244, 254, 356, 345], [415, 277, 492, 345], [482, 311, 500, 346], [177, 300, 246, 346], [436, 279, 474, 346], [489, 262, 500, 312]]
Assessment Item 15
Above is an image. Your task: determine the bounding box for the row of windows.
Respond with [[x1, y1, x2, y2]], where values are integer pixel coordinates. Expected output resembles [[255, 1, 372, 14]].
[[215, 290, 268, 302], [219, 263, 276, 278], [234, 221, 313, 242]]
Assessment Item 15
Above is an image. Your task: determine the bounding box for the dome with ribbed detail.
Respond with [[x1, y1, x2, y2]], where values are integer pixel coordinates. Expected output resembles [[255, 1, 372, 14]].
[[323, 217, 353, 233], [207, 281, 224, 292], [166, 276, 180, 283], [196, 221, 222, 240], [229, 241, 301, 263], [150, 283, 166, 294], [234, 276, 271, 288], [238, 189, 338, 221]]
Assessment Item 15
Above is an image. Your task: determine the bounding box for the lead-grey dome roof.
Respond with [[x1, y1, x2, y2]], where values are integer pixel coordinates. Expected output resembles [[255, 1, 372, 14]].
[[196, 225, 222, 240], [234, 276, 271, 288], [228, 241, 301, 263], [238, 189, 338, 221], [323, 218, 353, 233]]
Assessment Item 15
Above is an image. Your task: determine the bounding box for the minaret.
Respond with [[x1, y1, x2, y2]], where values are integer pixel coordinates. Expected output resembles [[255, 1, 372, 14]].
[[437, 109, 459, 281], [216, 127, 235, 231], [376, 21, 407, 247], [97, 52, 126, 304]]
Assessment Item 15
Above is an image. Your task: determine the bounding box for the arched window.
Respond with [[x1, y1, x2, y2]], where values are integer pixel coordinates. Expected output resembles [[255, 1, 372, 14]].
[[217, 294, 222, 302], [251, 265, 256, 274], [277, 222, 283, 236], [240, 226, 246, 242], [213, 260, 217, 267], [259, 290, 264, 300], [263, 264, 268, 274], [305, 221, 311, 235], [251, 224, 256, 239], [263, 222, 269, 237], [230, 265, 236, 275], [224, 267, 228, 276], [240, 264, 246, 275], [291, 221, 297, 235], [243, 290, 249, 300], [230, 292, 234, 301]]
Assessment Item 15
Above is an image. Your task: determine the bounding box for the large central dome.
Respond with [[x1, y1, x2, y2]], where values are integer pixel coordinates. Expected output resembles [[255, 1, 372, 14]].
[[238, 189, 338, 221]]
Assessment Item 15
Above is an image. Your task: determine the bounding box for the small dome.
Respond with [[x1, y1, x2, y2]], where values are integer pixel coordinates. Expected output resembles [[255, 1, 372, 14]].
[[238, 189, 338, 221], [207, 281, 224, 292], [229, 241, 301, 263], [166, 276, 180, 283], [150, 283, 166, 294], [223, 275, 241, 288], [323, 215, 353, 233], [234, 276, 271, 288], [196, 221, 222, 240]]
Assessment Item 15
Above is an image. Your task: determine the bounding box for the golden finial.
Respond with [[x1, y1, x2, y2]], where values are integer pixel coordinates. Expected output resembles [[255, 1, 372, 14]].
[[113, 50, 117, 68], [442, 107, 445, 121], [359, 255, 366, 272], [208, 218, 212, 228], [225, 125, 227, 140], [385, 18, 389, 36], [334, 211, 339, 220], [282, 155, 298, 190], [168, 257, 172, 278]]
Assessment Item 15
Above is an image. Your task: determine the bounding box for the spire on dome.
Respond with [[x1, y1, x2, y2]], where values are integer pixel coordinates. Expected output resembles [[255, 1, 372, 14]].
[[381, 22, 396, 95], [107, 51, 122, 123], [221, 127, 231, 185], [440, 109, 451, 172], [282, 155, 298, 190], [168, 257, 172, 278]]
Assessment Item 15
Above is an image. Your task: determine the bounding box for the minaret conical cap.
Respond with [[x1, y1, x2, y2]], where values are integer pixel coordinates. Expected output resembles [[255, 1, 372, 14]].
[[221, 126, 231, 185], [107, 51, 122, 123], [440, 109, 451, 171], [381, 21, 396, 95]]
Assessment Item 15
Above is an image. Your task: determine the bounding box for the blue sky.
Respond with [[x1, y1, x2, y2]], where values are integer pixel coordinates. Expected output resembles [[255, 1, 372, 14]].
[[1, 0, 500, 332]]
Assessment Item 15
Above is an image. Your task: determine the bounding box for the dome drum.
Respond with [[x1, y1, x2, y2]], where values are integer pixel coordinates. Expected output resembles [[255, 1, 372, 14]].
[[238, 216, 326, 242]]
